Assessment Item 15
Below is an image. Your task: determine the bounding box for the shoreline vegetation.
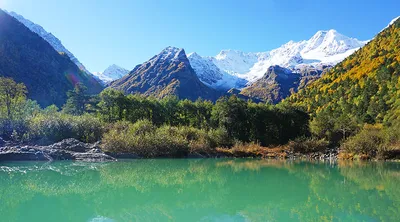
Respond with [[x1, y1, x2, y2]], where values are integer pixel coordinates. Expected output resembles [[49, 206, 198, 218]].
[[0, 77, 399, 161]]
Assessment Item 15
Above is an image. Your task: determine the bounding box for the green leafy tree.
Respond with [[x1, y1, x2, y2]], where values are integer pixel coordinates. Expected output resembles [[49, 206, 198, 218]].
[[0, 77, 30, 138], [62, 83, 89, 115], [98, 89, 126, 122], [211, 96, 249, 142], [333, 114, 359, 141], [0, 77, 27, 120]]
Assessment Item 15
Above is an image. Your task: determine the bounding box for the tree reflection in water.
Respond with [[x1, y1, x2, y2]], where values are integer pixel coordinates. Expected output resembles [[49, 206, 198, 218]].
[[0, 159, 399, 222]]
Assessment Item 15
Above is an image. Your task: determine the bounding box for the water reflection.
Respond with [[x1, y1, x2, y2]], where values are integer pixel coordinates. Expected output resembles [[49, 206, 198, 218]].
[[0, 159, 399, 222]]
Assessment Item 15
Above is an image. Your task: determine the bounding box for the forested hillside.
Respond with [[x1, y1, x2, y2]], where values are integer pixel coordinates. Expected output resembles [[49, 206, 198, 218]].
[[286, 18, 400, 158], [288, 18, 400, 125]]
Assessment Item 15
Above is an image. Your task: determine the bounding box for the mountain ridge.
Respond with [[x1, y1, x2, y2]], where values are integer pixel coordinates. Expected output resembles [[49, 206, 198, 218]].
[[109, 47, 223, 101], [0, 10, 103, 107], [287, 16, 400, 124], [189, 29, 367, 90], [6, 11, 94, 76]]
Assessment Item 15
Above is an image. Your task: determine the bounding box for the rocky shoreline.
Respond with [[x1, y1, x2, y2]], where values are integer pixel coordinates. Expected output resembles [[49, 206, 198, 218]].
[[0, 138, 116, 162], [0, 138, 340, 162]]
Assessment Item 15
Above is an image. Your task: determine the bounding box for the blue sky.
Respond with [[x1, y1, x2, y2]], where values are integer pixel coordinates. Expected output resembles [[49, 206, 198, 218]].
[[1, 0, 399, 72]]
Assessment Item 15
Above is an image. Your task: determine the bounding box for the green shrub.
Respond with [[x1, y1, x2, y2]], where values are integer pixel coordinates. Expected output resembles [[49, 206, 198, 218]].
[[208, 127, 232, 148], [24, 113, 104, 144], [152, 125, 190, 157], [72, 114, 104, 143], [341, 124, 386, 157], [288, 137, 329, 153], [175, 126, 214, 153], [102, 120, 218, 157]]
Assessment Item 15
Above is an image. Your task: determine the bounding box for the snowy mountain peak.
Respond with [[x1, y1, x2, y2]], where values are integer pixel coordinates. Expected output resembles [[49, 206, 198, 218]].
[[162, 46, 182, 53], [103, 64, 129, 77], [158, 46, 186, 62], [189, 29, 368, 89], [310, 29, 337, 38], [215, 49, 256, 60], [187, 52, 202, 59], [303, 29, 364, 56], [93, 64, 129, 84], [106, 64, 123, 70], [311, 30, 327, 38]]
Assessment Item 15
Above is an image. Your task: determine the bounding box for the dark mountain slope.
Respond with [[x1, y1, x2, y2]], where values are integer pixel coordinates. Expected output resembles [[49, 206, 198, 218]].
[[240, 65, 325, 104], [109, 47, 223, 101], [0, 10, 103, 107]]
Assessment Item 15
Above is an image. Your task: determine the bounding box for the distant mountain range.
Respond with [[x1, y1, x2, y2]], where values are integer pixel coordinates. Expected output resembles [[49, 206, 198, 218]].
[[1, 9, 397, 104], [188, 29, 368, 90], [108, 29, 369, 102]]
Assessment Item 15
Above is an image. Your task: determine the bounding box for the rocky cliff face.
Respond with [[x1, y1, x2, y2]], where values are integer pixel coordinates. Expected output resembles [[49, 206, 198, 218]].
[[0, 10, 103, 107], [240, 65, 325, 103], [109, 47, 222, 101]]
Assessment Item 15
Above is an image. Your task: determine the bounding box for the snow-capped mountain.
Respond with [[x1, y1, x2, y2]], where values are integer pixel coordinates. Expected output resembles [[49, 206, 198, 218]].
[[190, 29, 367, 89], [7, 11, 91, 74], [93, 65, 129, 83], [109, 46, 222, 101]]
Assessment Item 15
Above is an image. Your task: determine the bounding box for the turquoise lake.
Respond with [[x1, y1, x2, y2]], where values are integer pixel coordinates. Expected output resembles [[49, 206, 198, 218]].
[[0, 159, 399, 222]]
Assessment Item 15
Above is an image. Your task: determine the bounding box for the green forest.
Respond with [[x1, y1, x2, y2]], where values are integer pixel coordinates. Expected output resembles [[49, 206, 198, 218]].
[[0, 78, 311, 158]]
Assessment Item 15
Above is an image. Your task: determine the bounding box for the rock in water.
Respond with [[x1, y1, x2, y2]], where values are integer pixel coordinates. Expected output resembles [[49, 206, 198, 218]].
[[49, 138, 90, 152]]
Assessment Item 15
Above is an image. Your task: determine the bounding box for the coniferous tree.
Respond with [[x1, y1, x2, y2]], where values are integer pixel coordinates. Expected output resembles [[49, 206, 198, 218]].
[[62, 83, 89, 115]]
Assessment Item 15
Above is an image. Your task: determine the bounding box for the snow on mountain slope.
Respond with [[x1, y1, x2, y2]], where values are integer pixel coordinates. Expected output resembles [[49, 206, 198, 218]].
[[301, 29, 366, 60], [212, 50, 260, 75], [383, 16, 400, 31], [190, 29, 367, 88], [389, 16, 400, 25], [188, 53, 223, 85], [188, 53, 247, 90], [7, 11, 91, 74], [93, 65, 129, 83]]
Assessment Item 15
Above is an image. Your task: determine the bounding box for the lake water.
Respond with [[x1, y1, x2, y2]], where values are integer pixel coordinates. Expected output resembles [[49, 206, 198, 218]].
[[0, 159, 399, 222]]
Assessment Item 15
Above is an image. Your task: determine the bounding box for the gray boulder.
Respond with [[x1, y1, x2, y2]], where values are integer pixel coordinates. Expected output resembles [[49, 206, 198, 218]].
[[49, 138, 90, 152], [72, 152, 116, 162]]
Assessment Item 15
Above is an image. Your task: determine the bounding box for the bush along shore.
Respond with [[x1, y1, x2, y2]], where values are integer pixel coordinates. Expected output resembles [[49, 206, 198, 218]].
[[0, 77, 399, 162], [0, 137, 337, 162]]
